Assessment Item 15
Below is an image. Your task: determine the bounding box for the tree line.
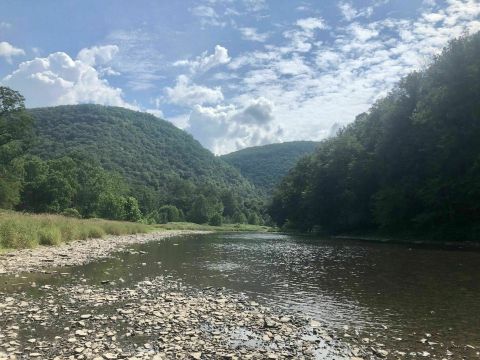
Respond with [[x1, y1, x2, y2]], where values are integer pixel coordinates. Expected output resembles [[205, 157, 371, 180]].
[[269, 32, 480, 240], [0, 88, 265, 225]]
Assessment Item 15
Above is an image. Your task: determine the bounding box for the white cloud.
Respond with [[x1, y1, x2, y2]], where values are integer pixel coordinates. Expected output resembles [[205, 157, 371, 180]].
[[1, 48, 133, 109], [165, 75, 224, 106], [338, 2, 373, 21], [0, 22, 11, 29], [145, 108, 164, 119], [239, 27, 270, 42], [275, 56, 312, 76], [279, 17, 328, 53], [191, 5, 226, 27], [220, 0, 480, 149], [296, 17, 327, 31], [106, 29, 165, 91], [77, 45, 119, 66], [186, 97, 280, 154], [0, 41, 25, 63], [174, 45, 231, 74]]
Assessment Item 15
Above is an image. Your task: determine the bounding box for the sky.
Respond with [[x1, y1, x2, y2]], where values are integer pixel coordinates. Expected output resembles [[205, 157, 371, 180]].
[[1, 0, 479, 154]]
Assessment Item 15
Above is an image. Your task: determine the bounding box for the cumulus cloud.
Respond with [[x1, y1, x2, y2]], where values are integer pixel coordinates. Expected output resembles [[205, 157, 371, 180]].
[[239, 27, 270, 42], [1, 47, 132, 109], [77, 45, 119, 66], [186, 97, 280, 154], [174, 45, 231, 74], [165, 75, 224, 106], [0, 41, 25, 63]]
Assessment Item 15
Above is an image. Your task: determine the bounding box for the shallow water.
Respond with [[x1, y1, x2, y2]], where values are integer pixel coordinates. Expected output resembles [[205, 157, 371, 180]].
[[1, 232, 480, 357]]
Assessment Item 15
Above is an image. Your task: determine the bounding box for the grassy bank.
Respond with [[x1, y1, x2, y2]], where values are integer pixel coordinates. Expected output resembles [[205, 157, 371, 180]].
[[0, 211, 150, 250], [155, 222, 274, 232]]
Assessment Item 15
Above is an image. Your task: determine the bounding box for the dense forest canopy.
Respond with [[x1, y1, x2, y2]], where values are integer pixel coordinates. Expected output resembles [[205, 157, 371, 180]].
[[221, 141, 318, 194], [269, 32, 480, 240], [0, 99, 266, 225]]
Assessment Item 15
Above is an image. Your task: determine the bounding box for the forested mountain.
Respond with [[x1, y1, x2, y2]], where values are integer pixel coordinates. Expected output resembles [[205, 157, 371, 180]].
[[270, 32, 480, 240], [221, 141, 318, 193], [0, 103, 265, 224]]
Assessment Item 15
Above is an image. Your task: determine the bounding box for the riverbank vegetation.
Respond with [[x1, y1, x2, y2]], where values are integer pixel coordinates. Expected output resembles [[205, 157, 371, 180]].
[[0, 87, 266, 226], [0, 210, 149, 249], [155, 221, 273, 232], [28, 105, 266, 225], [269, 32, 480, 240]]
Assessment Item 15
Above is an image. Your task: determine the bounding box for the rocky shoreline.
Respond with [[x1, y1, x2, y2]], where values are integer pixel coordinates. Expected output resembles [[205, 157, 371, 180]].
[[0, 231, 382, 359], [0, 276, 375, 360], [0, 231, 210, 275]]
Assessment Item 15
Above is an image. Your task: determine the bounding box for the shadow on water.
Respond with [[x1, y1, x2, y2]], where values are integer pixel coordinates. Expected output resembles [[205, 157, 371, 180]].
[[1, 232, 480, 356]]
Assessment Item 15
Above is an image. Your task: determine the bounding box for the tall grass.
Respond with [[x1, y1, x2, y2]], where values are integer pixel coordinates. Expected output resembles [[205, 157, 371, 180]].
[[0, 211, 150, 249]]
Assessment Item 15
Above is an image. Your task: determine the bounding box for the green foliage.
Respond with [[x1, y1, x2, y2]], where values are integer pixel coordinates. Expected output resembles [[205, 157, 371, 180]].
[[38, 226, 62, 246], [221, 141, 318, 194], [97, 193, 127, 221], [0, 87, 33, 209], [0, 211, 151, 249], [232, 211, 247, 224], [0, 218, 38, 248], [209, 213, 223, 226], [25, 104, 264, 224], [61, 208, 82, 218], [156, 221, 273, 232], [188, 195, 210, 224], [270, 32, 480, 240], [124, 196, 142, 222], [156, 205, 182, 224]]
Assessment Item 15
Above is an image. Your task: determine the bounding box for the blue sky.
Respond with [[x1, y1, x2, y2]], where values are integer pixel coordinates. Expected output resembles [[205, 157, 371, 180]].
[[1, 0, 479, 154]]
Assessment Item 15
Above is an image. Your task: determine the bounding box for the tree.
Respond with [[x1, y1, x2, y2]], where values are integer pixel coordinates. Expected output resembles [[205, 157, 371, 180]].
[[124, 196, 142, 222], [209, 213, 223, 226], [269, 32, 480, 240], [188, 195, 210, 224], [0, 87, 33, 209]]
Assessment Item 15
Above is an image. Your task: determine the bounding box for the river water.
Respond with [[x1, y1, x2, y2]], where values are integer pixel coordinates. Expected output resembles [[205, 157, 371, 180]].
[[1, 232, 480, 358]]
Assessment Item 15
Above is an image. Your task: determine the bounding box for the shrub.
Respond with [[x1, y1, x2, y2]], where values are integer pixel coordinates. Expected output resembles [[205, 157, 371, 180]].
[[61, 208, 82, 218], [209, 213, 223, 226]]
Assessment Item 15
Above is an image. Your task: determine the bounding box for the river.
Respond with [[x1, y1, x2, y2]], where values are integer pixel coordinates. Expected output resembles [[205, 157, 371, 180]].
[[1, 232, 479, 358]]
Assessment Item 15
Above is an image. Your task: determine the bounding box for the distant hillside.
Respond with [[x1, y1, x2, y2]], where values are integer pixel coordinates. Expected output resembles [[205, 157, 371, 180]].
[[28, 105, 263, 220], [221, 141, 318, 193]]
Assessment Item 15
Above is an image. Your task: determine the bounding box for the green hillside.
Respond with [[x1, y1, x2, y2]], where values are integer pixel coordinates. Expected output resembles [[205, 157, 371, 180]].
[[26, 105, 264, 223], [221, 141, 318, 193], [270, 33, 480, 240]]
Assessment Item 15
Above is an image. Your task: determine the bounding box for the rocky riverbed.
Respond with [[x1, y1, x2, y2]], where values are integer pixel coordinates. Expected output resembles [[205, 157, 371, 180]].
[[0, 275, 378, 359], [0, 231, 209, 275], [0, 232, 387, 359]]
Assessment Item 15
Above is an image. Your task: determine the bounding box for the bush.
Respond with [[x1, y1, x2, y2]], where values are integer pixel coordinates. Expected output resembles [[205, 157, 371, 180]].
[[61, 208, 82, 218], [209, 213, 223, 226]]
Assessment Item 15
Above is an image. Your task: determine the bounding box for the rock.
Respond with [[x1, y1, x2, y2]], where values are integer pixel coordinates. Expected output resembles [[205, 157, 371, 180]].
[[190, 352, 202, 359], [75, 330, 88, 337], [103, 353, 117, 359]]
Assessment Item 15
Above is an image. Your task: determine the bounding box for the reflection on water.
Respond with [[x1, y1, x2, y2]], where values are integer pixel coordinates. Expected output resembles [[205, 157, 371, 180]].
[[1, 232, 480, 356]]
